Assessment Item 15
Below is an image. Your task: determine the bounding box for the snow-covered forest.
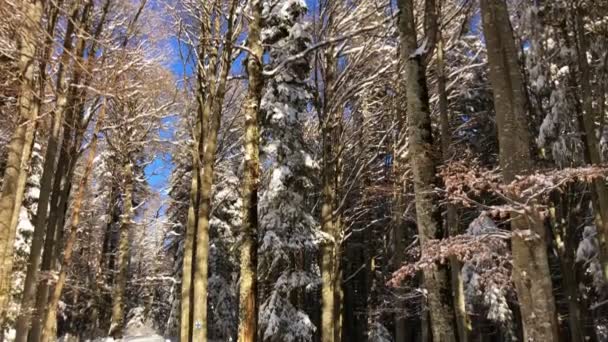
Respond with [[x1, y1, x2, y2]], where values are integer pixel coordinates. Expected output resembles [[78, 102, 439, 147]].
[[1, 0, 608, 341]]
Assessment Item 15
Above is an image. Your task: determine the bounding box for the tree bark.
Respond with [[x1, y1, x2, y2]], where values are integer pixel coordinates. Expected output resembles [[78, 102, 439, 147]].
[[180, 143, 199, 342], [480, 0, 559, 340], [573, 6, 608, 282], [191, 2, 237, 341], [320, 44, 343, 342], [437, 32, 471, 342], [29, 59, 84, 342], [15, 4, 86, 339], [109, 161, 134, 338], [550, 190, 597, 342], [0, 0, 44, 326], [40, 100, 108, 342], [237, 0, 263, 340], [29, 140, 68, 342], [28, 126, 80, 342], [397, 0, 457, 340]]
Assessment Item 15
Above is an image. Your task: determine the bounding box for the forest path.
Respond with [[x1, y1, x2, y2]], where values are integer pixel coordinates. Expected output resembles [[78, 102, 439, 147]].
[[122, 335, 166, 342]]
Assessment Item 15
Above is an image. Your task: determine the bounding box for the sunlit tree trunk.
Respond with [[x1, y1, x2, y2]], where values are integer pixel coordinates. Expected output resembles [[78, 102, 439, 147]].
[[237, 0, 262, 340], [29, 59, 85, 342], [0, 0, 44, 326], [397, 0, 457, 340], [320, 43, 344, 342], [40, 101, 108, 342], [109, 161, 134, 338], [480, 0, 559, 340], [15, 4, 88, 340], [191, 3, 237, 341], [32, 107, 80, 316], [180, 140, 199, 342], [33, 2, 111, 334]]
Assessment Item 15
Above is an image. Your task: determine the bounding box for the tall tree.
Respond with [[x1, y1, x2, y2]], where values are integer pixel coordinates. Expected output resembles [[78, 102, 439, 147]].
[[572, 3, 608, 281], [29, 0, 113, 336], [14, 3, 90, 340], [480, 0, 559, 340], [39, 98, 108, 342], [397, 0, 457, 340], [180, 126, 199, 342], [183, 1, 239, 340], [237, 0, 263, 340], [256, 1, 319, 341], [0, 0, 44, 326], [435, 4, 471, 340]]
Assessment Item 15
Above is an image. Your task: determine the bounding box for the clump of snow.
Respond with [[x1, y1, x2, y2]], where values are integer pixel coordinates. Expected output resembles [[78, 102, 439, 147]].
[[124, 307, 157, 337], [467, 212, 498, 235], [368, 321, 392, 342]]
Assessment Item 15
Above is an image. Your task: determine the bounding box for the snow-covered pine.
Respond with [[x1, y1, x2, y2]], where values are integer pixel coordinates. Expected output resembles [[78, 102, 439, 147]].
[[258, 0, 320, 340], [519, 2, 584, 167], [207, 164, 241, 342]]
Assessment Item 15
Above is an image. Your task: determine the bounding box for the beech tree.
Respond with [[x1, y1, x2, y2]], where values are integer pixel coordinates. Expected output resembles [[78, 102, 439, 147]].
[[0, 1, 44, 327], [480, 0, 559, 340]]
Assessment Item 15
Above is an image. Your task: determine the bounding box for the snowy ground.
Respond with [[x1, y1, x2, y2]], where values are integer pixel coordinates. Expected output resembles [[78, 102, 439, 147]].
[[121, 335, 166, 342], [62, 335, 170, 342]]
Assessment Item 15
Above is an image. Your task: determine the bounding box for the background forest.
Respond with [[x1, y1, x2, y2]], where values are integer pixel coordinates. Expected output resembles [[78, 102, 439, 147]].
[[1, 0, 608, 341]]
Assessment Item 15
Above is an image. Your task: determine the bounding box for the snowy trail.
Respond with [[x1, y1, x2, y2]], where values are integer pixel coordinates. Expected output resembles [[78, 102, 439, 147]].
[[121, 336, 166, 342]]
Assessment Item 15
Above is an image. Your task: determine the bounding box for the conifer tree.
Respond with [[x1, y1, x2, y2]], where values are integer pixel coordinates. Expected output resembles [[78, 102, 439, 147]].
[[257, 1, 319, 341]]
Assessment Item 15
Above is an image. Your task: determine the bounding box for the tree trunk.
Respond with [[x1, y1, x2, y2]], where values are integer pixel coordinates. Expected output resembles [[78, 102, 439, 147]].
[[320, 44, 343, 342], [397, 0, 457, 340], [40, 100, 108, 342], [180, 143, 199, 342], [573, 6, 608, 282], [392, 186, 408, 342], [29, 72, 82, 342], [550, 189, 597, 342], [320, 148, 338, 342], [392, 70, 409, 342], [437, 32, 471, 342], [15, 4, 85, 339], [237, 0, 263, 341], [28, 135, 80, 342], [191, 3, 237, 341], [0, 0, 44, 326], [109, 161, 134, 338], [29, 143, 67, 342], [480, 0, 559, 340]]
